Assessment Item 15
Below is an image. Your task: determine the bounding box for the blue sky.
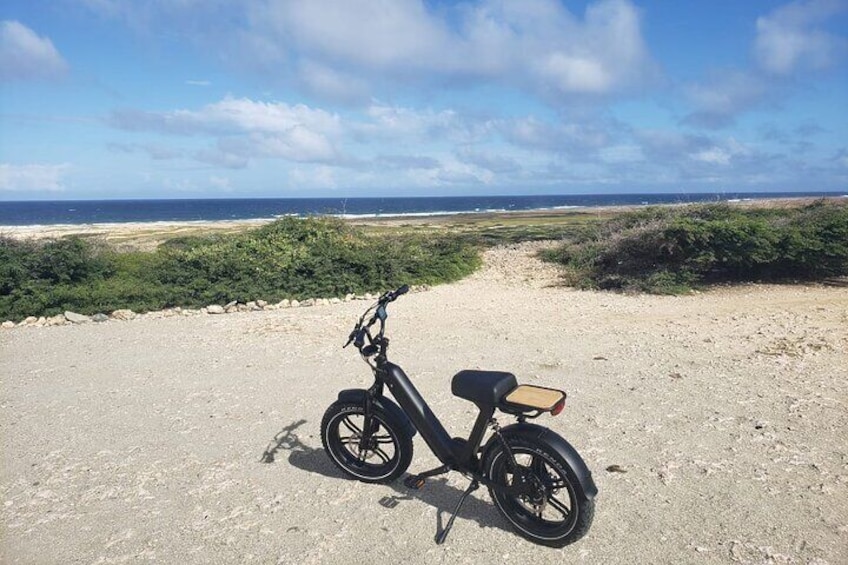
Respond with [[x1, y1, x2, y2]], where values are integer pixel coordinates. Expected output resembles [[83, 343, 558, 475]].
[[1, 0, 847, 200]]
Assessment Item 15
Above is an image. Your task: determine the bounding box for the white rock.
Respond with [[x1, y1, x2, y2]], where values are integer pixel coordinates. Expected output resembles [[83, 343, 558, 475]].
[[290, 300, 300, 308], [257, 300, 268, 308], [64, 311, 91, 324], [246, 301, 258, 310], [207, 305, 225, 314], [111, 309, 136, 321], [345, 293, 354, 302], [2, 321, 15, 329], [225, 305, 239, 313], [330, 298, 341, 305], [224, 300, 238, 310], [33, 317, 46, 327], [46, 315, 66, 326], [301, 298, 316, 307], [264, 304, 278, 311], [23, 316, 38, 325], [277, 299, 291, 308]]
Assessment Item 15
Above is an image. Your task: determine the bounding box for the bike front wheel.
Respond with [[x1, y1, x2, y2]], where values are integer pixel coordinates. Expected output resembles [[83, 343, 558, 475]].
[[483, 431, 594, 547], [321, 401, 413, 484]]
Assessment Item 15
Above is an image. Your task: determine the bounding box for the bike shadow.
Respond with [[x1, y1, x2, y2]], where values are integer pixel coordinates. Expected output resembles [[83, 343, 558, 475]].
[[260, 420, 513, 539]]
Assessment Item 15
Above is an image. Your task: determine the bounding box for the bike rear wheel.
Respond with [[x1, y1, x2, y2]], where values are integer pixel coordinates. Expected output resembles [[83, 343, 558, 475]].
[[321, 401, 413, 484], [483, 431, 594, 547]]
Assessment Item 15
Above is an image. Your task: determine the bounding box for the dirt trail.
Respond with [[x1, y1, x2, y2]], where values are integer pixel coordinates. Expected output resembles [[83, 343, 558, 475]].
[[2, 245, 847, 564]]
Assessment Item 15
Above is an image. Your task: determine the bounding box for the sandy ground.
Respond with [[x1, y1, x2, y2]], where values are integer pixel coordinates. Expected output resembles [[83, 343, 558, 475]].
[[1, 243, 847, 564]]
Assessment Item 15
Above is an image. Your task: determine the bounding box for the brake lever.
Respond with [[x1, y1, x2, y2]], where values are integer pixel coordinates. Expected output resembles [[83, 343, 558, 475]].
[[343, 325, 360, 348]]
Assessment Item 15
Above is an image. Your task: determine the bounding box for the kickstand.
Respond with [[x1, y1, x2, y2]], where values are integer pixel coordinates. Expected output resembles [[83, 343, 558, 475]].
[[435, 479, 479, 545]]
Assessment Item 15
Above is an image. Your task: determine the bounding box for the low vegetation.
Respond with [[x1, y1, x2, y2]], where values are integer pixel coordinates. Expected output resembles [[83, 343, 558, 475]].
[[0, 217, 480, 321], [3, 201, 846, 321], [540, 200, 848, 294]]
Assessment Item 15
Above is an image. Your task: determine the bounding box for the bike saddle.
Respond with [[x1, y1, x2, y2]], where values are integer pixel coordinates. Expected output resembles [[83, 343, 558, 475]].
[[451, 370, 517, 409]]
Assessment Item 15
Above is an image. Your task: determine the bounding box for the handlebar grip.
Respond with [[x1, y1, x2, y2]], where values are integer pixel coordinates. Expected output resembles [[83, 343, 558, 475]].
[[395, 284, 409, 296]]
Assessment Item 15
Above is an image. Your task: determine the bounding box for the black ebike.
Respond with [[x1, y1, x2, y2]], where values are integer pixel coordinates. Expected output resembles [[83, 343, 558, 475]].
[[320, 285, 596, 546]]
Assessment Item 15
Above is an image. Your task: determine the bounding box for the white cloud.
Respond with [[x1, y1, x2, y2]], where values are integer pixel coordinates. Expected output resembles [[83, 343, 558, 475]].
[[85, 0, 657, 101], [289, 165, 338, 190], [754, 0, 848, 75], [682, 70, 770, 129], [0, 20, 68, 81], [0, 163, 70, 192], [296, 62, 370, 104], [500, 116, 614, 155], [267, 0, 453, 71], [691, 147, 732, 166], [110, 97, 343, 163]]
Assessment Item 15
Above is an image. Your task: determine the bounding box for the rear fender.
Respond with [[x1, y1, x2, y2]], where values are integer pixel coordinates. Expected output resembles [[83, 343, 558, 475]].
[[483, 422, 597, 499], [336, 388, 417, 438]]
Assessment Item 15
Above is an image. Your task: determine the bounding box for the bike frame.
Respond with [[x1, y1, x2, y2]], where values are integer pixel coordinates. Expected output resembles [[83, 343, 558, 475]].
[[375, 360, 490, 470], [360, 332, 503, 485]]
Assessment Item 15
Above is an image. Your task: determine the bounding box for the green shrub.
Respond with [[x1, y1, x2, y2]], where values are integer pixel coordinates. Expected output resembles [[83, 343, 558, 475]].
[[0, 218, 481, 321], [543, 201, 848, 293]]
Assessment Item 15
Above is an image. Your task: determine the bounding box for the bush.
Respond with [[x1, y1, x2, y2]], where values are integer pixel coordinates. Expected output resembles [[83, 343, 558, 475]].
[[0, 218, 481, 321], [543, 201, 848, 293]]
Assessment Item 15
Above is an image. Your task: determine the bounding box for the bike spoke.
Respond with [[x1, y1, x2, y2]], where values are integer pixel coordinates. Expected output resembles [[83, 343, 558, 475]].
[[339, 435, 359, 445], [341, 416, 362, 435], [373, 434, 395, 444], [373, 447, 391, 463], [547, 493, 571, 519]]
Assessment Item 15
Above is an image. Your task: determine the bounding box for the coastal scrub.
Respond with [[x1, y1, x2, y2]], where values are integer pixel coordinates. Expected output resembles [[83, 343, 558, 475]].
[[541, 200, 848, 294], [0, 217, 480, 322]]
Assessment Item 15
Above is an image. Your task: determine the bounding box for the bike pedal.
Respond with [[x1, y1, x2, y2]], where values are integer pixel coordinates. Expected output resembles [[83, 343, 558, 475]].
[[404, 475, 426, 490]]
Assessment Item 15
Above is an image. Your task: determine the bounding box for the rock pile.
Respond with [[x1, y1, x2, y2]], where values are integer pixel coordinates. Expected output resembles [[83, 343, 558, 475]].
[[1, 286, 431, 329]]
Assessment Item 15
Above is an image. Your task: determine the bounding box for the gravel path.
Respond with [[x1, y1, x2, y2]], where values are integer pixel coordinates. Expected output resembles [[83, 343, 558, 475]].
[[2, 245, 847, 564]]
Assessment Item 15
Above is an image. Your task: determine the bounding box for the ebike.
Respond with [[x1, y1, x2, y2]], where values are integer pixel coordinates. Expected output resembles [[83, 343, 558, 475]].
[[320, 285, 596, 546]]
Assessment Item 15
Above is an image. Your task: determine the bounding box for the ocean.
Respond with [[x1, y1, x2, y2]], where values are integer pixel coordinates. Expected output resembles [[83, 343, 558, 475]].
[[0, 192, 844, 226]]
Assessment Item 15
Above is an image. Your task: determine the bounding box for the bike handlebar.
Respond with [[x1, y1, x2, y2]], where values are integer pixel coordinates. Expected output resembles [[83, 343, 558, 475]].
[[343, 284, 409, 352], [380, 284, 409, 304]]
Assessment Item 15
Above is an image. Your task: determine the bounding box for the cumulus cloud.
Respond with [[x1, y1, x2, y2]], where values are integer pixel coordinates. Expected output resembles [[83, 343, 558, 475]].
[[109, 97, 344, 164], [499, 115, 616, 156], [77, 0, 658, 102], [0, 20, 68, 81], [681, 1, 846, 130], [754, 0, 848, 75], [375, 154, 440, 171], [457, 150, 522, 174], [682, 70, 771, 129], [278, 0, 657, 97], [0, 163, 70, 192]]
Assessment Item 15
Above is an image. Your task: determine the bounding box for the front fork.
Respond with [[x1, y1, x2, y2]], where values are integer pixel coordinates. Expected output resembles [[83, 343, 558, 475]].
[[358, 379, 384, 453]]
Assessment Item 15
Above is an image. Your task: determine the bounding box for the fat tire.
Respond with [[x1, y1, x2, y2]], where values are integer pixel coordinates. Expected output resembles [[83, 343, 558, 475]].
[[483, 430, 594, 547], [321, 400, 413, 484]]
